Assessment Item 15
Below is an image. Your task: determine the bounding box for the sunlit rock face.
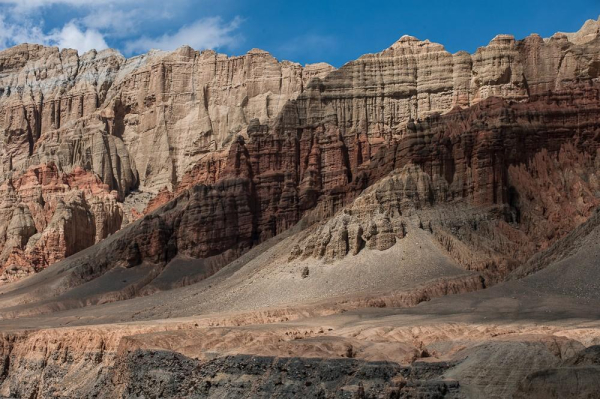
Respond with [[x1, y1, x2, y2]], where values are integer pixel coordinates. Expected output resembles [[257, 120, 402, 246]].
[[0, 43, 333, 280], [1, 17, 600, 282], [138, 18, 600, 283]]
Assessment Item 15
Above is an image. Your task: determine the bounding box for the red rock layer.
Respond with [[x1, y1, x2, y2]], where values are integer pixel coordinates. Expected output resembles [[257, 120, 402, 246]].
[[79, 83, 599, 287], [0, 164, 122, 282]]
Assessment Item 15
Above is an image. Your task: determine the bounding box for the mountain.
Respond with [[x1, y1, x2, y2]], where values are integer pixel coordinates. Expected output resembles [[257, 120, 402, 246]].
[[0, 45, 333, 282], [0, 17, 599, 398]]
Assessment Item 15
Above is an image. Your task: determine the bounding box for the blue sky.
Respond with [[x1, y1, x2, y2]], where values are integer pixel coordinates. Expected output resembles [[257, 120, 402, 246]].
[[0, 0, 598, 67]]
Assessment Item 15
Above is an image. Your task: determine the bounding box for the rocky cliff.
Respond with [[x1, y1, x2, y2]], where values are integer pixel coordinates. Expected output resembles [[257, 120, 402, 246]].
[[125, 21, 600, 284], [72, 83, 599, 291], [1, 17, 600, 283], [0, 44, 333, 280]]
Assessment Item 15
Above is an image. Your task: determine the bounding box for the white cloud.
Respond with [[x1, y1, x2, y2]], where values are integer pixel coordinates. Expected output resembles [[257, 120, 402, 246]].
[[48, 22, 108, 52], [0, 0, 129, 13], [79, 5, 175, 39], [0, 15, 107, 53], [124, 16, 242, 54], [0, 0, 132, 53], [0, 15, 45, 48], [80, 8, 139, 37], [0, 0, 242, 56]]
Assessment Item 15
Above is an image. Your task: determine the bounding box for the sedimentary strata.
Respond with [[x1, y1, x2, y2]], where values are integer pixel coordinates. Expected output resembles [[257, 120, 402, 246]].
[[1, 18, 599, 287]]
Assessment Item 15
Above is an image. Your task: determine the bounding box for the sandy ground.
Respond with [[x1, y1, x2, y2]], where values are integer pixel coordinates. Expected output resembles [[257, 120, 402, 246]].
[[0, 223, 480, 326], [0, 212, 599, 397]]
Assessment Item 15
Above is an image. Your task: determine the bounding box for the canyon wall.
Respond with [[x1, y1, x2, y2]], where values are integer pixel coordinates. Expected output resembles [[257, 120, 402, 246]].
[[0, 44, 333, 280], [151, 21, 600, 281], [104, 84, 600, 286], [1, 18, 600, 282]]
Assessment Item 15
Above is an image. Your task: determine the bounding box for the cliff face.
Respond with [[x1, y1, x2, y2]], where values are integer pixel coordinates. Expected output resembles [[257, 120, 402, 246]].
[[1, 18, 600, 283], [290, 26, 600, 138], [103, 47, 334, 191], [0, 44, 333, 280], [0, 164, 121, 283], [118, 84, 600, 284], [165, 21, 600, 280]]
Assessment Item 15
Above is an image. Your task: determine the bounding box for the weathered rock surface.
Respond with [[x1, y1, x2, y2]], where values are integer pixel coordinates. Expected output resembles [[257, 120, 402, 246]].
[[0, 164, 122, 283], [95, 352, 461, 399], [1, 104, 600, 398], [288, 17, 600, 140], [154, 82, 600, 283], [104, 47, 334, 191], [0, 322, 465, 398], [515, 345, 600, 398], [0, 305, 599, 398], [1, 17, 600, 286], [0, 43, 333, 279], [141, 17, 600, 283]]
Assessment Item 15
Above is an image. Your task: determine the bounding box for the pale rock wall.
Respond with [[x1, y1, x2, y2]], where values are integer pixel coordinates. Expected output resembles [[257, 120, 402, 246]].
[[0, 43, 333, 279]]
